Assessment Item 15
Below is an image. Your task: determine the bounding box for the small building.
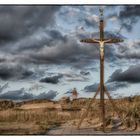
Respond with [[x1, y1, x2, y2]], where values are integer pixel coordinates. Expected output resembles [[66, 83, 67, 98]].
[[71, 88, 78, 100]]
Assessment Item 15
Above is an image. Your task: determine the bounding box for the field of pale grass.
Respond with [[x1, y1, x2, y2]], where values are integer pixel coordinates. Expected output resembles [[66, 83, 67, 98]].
[[0, 96, 140, 134]]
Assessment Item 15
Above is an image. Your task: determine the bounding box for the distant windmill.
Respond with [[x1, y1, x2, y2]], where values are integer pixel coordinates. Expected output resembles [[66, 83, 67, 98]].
[[77, 8, 125, 132]]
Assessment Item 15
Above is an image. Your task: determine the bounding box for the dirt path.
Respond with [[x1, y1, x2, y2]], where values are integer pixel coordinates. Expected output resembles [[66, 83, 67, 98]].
[[47, 121, 140, 135], [47, 126, 140, 135]]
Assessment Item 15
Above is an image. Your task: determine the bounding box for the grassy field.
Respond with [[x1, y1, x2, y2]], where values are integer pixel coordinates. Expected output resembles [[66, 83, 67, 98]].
[[0, 96, 140, 135]]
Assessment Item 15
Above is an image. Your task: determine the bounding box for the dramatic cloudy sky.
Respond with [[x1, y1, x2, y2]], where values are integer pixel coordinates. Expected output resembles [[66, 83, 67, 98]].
[[0, 5, 140, 100]]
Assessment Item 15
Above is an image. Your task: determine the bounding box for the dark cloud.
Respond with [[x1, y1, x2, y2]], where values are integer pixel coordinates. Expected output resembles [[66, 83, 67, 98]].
[[119, 6, 140, 32], [40, 74, 63, 84], [84, 81, 128, 92], [39, 72, 89, 84], [80, 71, 90, 76], [106, 82, 129, 91], [36, 90, 58, 100], [0, 63, 33, 80], [0, 6, 60, 44], [3, 20, 124, 69], [40, 71, 90, 84], [12, 29, 67, 53], [1, 28, 99, 68], [28, 29, 124, 68], [0, 88, 58, 100], [117, 50, 140, 60], [116, 40, 140, 60], [0, 88, 33, 100], [47, 29, 66, 42], [120, 6, 140, 17], [84, 83, 98, 92], [108, 65, 140, 83], [29, 35, 99, 67], [0, 6, 125, 70]]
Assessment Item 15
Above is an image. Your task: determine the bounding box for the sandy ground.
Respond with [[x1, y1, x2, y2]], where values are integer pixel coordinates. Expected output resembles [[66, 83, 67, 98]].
[[19, 102, 61, 110], [0, 119, 139, 135], [47, 118, 140, 135]]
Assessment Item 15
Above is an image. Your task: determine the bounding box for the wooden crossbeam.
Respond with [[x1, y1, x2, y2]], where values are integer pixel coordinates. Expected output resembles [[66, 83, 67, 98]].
[[80, 38, 100, 43], [80, 38, 124, 44]]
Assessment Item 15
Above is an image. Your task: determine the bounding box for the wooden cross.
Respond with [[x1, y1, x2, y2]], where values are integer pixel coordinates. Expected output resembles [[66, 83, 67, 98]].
[[77, 8, 124, 132]]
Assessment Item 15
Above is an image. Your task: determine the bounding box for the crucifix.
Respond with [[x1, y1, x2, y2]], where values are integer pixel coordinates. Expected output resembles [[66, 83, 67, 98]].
[[77, 8, 124, 132]]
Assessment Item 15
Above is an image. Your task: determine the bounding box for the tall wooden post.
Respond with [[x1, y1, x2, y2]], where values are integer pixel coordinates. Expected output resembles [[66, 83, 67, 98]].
[[100, 44, 105, 131], [99, 13, 105, 131], [78, 8, 124, 132]]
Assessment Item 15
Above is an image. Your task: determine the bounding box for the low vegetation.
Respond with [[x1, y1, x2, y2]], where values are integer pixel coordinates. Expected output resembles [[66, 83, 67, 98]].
[[0, 95, 140, 134]]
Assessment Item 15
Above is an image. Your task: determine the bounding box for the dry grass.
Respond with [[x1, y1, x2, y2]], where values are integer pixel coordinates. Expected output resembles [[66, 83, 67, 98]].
[[0, 96, 140, 134], [0, 107, 78, 134]]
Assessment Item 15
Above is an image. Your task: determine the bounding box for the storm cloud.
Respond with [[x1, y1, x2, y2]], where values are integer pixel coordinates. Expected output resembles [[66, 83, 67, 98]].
[[116, 40, 140, 60], [80, 70, 90, 75], [0, 6, 124, 70], [108, 65, 140, 83], [36, 90, 58, 100], [0, 88, 58, 100], [84, 81, 128, 92], [30, 29, 123, 67], [0, 6, 60, 44], [40, 71, 90, 84], [119, 6, 140, 32], [0, 63, 33, 80], [40, 74, 63, 84], [28, 34, 100, 68], [0, 88, 33, 100]]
